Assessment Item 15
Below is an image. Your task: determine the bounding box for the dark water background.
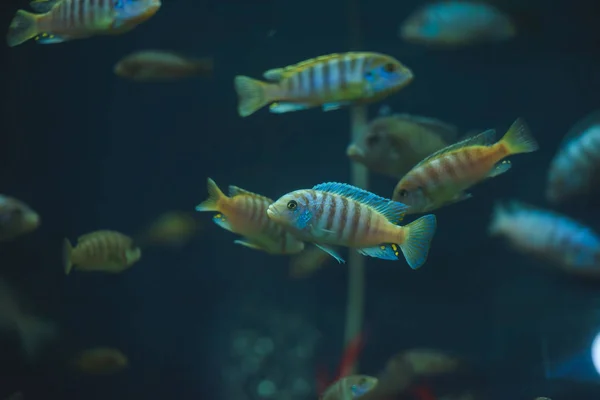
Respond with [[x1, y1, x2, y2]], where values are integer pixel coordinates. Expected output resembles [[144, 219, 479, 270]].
[[1, 0, 600, 398]]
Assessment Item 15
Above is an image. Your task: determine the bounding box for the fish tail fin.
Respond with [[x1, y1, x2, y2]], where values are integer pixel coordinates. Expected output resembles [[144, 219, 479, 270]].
[[16, 315, 57, 360], [63, 238, 73, 275], [398, 215, 437, 270], [195, 178, 227, 212], [500, 118, 539, 155], [234, 75, 272, 117], [6, 10, 39, 47]]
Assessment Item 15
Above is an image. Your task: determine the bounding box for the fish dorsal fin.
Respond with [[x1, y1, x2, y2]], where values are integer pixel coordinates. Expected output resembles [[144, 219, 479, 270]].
[[263, 68, 284, 81], [561, 109, 600, 147], [312, 182, 407, 223], [264, 53, 354, 79], [393, 113, 458, 143], [30, 0, 59, 13], [414, 129, 496, 168], [228, 185, 273, 202], [77, 230, 114, 243]]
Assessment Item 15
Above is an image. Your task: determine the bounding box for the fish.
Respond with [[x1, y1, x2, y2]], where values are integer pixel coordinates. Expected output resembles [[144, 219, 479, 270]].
[[63, 230, 142, 275], [136, 211, 200, 248], [347, 111, 458, 178], [266, 182, 437, 269], [399, 1, 516, 48], [71, 347, 128, 374], [233, 52, 413, 117], [0, 278, 56, 360], [289, 245, 335, 278], [400, 348, 462, 376], [546, 110, 600, 204], [114, 51, 214, 82], [6, 0, 161, 47], [195, 178, 305, 255], [0, 195, 40, 241], [320, 375, 378, 400], [489, 201, 600, 276], [393, 118, 538, 214]]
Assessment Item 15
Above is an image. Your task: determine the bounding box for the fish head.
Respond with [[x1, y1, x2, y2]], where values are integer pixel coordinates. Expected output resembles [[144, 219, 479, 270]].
[[267, 191, 313, 231], [350, 117, 403, 169], [393, 181, 431, 214], [364, 55, 413, 96], [113, 0, 161, 27]]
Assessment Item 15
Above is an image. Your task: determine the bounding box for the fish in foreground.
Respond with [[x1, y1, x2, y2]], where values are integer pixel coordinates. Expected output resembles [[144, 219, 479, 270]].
[[0, 278, 57, 360], [546, 110, 600, 204], [347, 111, 458, 178], [267, 182, 436, 269], [400, 1, 516, 48], [63, 230, 141, 275], [195, 178, 305, 255], [234, 52, 413, 117], [393, 118, 538, 214], [71, 347, 128, 374], [0, 195, 40, 241], [6, 0, 161, 47], [114, 51, 214, 82], [320, 375, 378, 400], [489, 201, 600, 276]]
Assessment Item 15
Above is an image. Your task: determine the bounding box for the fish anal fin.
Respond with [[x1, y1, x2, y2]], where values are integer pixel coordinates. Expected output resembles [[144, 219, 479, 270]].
[[35, 33, 68, 44], [212, 213, 233, 232], [414, 129, 497, 168], [487, 160, 511, 178], [357, 243, 401, 260], [313, 182, 407, 224], [269, 102, 310, 113]]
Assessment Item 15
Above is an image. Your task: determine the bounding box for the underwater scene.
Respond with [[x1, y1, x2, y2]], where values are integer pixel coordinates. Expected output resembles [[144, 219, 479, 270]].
[[1, 0, 600, 398]]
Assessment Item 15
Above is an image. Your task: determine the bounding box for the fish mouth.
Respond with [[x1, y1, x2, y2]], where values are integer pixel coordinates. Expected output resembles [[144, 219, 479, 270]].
[[346, 144, 365, 160], [266, 205, 278, 219]]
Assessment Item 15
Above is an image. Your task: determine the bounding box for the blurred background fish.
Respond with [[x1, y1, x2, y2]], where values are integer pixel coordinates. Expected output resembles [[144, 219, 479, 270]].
[[135, 211, 200, 249], [347, 109, 459, 178], [289, 245, 335, 278], [71, 347, 128, 375], [0, 196, 39, 241], [320, 375, 378, 400], [546, 110, 600, 205], [114, 51, 214, 82]]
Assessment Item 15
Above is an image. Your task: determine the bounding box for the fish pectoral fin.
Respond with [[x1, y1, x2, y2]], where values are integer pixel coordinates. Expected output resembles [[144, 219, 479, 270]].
[[321, 102, 351, 112], [29, 0, 58, 12], [314, 244, 345, 264], [357, 244, 401, 260], [446, 192, 472, 206], [487, 160, 512, 178], [212, 213, 233, 232], [35, 33, 68, 44], [269, 102, 310, 114], [234, 240, 266, 251]]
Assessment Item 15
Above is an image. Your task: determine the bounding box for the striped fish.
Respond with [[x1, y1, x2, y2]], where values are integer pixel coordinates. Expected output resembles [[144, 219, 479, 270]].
[[266, 182, 437, 269], [546, 110, 600, 204], [393, 118, 539, 214], [320, 375, 378, 400], [63, 230, 142, 275], [489, 201, 600, 276], [233, 52, 414, 117], [195, 178, 305, 255], [6, 0, 160, 47]]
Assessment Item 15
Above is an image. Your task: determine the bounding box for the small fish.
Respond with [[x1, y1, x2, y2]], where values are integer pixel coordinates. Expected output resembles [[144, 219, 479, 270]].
[[195, 178, 305, 255], [393, 118, 538, 214], [266, 182, 437, 269], [400, 1, 516, 48], [71, 347, 128, 374], [63, 230, 141, 275], [136, 211, 200, 248], [489, 201, 600, 276], [114, 51, 214, 82], [320, 375, 378, 400], [347, 112, 458, 178], [0, 195, 40, 241], [400, 348, 462, 376], [234, 52, 413, 117], [546, 110, 600, 204], [6, 0, 161, 47]]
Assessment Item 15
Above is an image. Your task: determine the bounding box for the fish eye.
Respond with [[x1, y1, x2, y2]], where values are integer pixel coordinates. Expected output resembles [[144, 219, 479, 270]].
[[397, 189, 408, 197], [287, 200, 298, 210], [383, 63, 396, 73]]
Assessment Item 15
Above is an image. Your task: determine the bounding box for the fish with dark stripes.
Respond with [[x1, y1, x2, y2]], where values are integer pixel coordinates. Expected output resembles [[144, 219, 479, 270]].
[[195, 178, 305, 255], [266, 182, 436, 269], [63, 230, 141, 275], [393, 118, 539, 214], [233, 52, 414, 117], [6, 0, 161, 47]]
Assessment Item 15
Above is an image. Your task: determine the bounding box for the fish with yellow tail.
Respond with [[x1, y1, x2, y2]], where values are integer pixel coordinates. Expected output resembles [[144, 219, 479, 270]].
[[393, 118, 539, 214], [195, 178, 305, 255], [6, 0, 161, 47], [234, 52, 413, 117], [267, 182, 436, 269], [63, 230, 141, 275]]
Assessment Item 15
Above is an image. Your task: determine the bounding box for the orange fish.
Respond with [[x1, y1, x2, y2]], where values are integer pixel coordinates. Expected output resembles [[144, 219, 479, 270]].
[[0, 195, 40, 241], [393, 118, 538, 213], [234, 52, 413, 117], [72, 347, 128, 374], [63, 230, 141, 275], [114, 51, 214, 82], [195, 178, 305, 255], [6, 0, 161, 47]]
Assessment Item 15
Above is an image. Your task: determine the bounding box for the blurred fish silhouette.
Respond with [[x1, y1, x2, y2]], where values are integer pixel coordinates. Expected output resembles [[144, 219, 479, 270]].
[[71, 347, 128, 374], [135, 211, 200, 249], [289, 245, 335, 278], [114, 51, 214, 82], [0, 195, 40, 241]]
